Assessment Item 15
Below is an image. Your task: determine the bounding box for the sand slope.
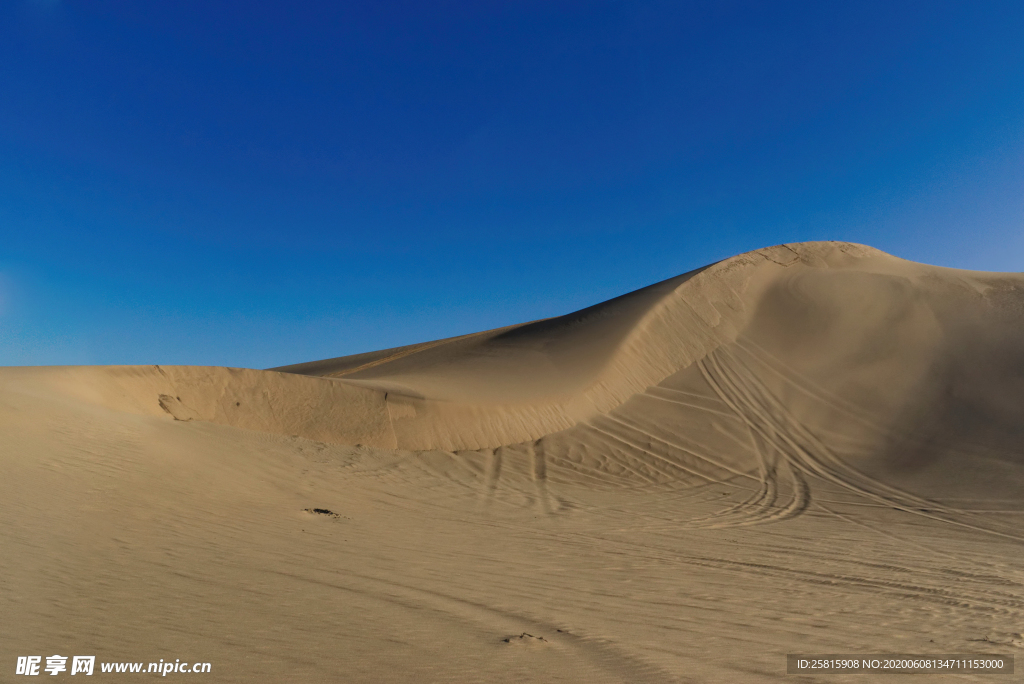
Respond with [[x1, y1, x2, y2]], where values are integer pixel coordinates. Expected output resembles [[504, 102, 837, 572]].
[[3, 241, 1023, 682]]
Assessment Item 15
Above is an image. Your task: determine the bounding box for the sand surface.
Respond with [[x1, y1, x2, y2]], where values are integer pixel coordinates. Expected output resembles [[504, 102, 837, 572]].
[[3, 241, 1023, 682]]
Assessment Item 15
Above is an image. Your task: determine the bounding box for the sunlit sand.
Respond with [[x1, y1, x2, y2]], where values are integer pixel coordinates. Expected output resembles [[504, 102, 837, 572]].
[[4, 241, 1022, 682]]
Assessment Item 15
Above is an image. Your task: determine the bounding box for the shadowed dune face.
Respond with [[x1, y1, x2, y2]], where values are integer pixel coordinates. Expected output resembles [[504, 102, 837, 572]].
[[736, 266, 1024, 502], [5, 241, 1024, 683]]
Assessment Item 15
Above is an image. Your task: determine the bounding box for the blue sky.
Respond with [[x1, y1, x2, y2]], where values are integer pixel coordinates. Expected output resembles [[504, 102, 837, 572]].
[[2, 1, 1022, 368]]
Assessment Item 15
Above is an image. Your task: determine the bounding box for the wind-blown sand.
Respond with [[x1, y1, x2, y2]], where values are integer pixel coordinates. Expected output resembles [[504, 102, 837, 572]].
[[3, 241, 1023, 682]]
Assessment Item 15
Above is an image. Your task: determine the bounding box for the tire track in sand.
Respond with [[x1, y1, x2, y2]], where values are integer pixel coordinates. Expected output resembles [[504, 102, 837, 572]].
[[698, 344, 1024, 542]]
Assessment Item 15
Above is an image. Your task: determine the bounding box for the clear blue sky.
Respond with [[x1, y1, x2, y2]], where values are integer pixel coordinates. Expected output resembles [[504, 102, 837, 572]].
[[2, 1, 1022, 368]]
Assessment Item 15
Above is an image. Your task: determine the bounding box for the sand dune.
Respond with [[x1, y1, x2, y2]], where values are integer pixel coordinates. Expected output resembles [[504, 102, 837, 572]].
[[3, 241, 1023, 682]]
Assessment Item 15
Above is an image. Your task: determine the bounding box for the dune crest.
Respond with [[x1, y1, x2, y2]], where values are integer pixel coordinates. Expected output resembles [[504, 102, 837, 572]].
[[271, 242, 880, 449], [21, 241, 1024, 464]]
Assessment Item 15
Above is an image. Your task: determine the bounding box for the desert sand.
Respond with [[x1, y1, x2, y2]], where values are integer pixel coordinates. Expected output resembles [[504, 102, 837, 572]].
[[3, 241, 1023, 682]]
